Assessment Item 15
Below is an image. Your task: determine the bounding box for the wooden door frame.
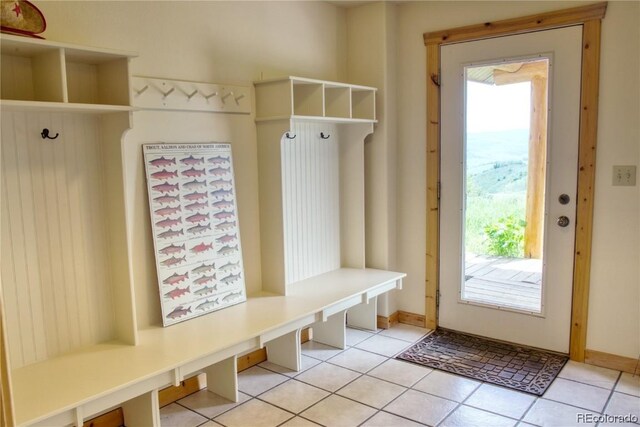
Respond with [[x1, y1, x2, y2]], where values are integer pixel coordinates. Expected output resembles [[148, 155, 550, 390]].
[[424, 2, 607, 361]]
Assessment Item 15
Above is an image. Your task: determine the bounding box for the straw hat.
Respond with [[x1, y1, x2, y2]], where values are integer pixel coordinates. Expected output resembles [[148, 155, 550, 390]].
[[1, 0, 46, 38]]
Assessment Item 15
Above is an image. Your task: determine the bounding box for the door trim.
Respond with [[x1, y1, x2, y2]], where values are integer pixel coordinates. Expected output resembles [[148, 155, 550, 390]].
[[423, 2, 607, 361]]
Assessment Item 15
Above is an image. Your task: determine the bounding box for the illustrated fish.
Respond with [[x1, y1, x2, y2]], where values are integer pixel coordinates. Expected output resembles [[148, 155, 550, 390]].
[[195, 299, 219, 311], [207, 155, 230, 165], [156, 217, 181, 228], [150, 156, 176, 167], [222, 291, 243, 303], [194, 274, 216, 285], [184, 191, 208, 201], [194, 285, 217, 296], [215, 220, 236, 231], [159, 243, 185, 255], [191, 242, 213, 254], [152, 181, 179, 193], [154, 195, 180, 205], [213, 211, 234, 220], [192, 263, 215, 275], [161, 256, 186, 267], [208, 167, 229, 176], [212, 200, 234, 210], [166, 305, 191, 319], [217, 245, 238, 256], [180, 155, 204, 165], [182, 167, 206, 178], [183, 179, 206, 190], [218, 260, 240, 272], [185, 201, 208, 212], [210, 189, 234, 199], [155, 206, 181, 217], [158, 228, 184, 239], [186, 213, 208, 223], [163, 271, 189, 286], [209, 179, 232, 189], [220, 273, 241, 284], [151, 169, 178, 180], [216, 234, 237, 244], [164, 286, 190, 300], [187, 223, 211, 235]]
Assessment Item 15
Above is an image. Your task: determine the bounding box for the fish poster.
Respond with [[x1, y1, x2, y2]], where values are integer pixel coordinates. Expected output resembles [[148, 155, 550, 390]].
[[143, 143, 247, 326]]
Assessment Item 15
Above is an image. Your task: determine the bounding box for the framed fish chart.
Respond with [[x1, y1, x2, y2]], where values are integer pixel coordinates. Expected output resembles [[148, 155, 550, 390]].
[[143, 143, 247, 326]]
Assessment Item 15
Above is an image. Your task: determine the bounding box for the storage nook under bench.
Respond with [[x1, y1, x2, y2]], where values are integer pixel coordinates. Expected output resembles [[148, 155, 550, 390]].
[[0, 36, 405, 426]]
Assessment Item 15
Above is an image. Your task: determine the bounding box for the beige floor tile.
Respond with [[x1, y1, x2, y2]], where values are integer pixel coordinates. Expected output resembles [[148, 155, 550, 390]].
[[604, 392, 640, 420], [214, 399, 293, 427], [237, 365, 289, 396], [279, 416, 321, 426], [378, 324, 430, 343], [296, 361, 361, 392], [615, 372, 640, 397], [300, 394, 377, 426], [465, 384, 536, 419], [327, 347, 387, 373], [558, 361, 620, 389], [522, 398, 598, 427], [346, 327, 376, 346], [301, 340, 344, 361], [368, 359, 432, 387], [337, 375, 406, 408], [259, 379, 329, 413], [259, 355, 321, 378], [543, 377, 611, 412], [160, 402, 208, 427], [355, 334, 412, 357], [199, 422, 223, 427], [413, 370, 480, 402], [441, 405, 517, 427], [384, 389, 458, 425], [178, 390, 250, 419], [361, 411, 424, 427]]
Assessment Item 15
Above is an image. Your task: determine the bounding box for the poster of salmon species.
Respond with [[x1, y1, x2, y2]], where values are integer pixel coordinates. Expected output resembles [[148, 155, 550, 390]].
[[143, 143, 247, 326]]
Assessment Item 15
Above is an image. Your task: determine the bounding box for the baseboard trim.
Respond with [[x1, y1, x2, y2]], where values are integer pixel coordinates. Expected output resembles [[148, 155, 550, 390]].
[[83, 408, 124, 427], [585, 349, 639, 374], [377, 311, 399, 329], [398, 310, 426, 328]]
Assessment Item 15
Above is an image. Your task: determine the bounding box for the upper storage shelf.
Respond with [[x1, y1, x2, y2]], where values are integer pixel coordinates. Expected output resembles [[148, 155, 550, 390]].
[[1, 34, 135, 111], [254, 76, 377, 123]]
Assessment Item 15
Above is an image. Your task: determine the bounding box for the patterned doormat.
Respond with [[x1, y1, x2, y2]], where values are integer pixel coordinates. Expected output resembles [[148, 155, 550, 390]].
[[396, 328, 568, 396]]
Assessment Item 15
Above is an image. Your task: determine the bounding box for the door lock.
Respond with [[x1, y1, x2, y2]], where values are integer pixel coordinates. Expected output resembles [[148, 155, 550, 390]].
[[558, 194, 570, 205], [557, 216, 570, 227]]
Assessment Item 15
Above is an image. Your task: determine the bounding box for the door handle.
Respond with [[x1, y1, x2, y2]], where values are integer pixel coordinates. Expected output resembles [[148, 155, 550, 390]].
[[557, 216, 570, 227]]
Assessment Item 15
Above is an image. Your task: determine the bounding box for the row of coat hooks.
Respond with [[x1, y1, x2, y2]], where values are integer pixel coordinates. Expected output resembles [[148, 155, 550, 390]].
[[285, 132, 331, 140], [134, 83, 245, 105]]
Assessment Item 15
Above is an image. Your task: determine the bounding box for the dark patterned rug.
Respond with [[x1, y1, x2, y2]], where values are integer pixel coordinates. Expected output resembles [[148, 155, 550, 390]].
[[396, 328, 568, 396]]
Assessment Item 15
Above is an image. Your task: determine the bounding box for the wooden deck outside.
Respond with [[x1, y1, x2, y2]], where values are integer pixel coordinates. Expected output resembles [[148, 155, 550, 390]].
[[464, 254, 542, 312]]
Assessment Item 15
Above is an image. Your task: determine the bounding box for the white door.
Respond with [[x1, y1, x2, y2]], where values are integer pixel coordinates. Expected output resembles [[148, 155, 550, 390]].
[[439, 26, 582, 353]]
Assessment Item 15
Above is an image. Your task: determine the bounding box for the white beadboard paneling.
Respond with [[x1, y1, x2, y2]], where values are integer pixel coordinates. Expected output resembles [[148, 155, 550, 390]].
[[281, 122, 340, 284], [0, 111, 116, 368]]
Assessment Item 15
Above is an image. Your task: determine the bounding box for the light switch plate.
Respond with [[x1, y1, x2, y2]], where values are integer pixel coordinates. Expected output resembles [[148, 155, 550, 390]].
[[612, 165, 637, 186]]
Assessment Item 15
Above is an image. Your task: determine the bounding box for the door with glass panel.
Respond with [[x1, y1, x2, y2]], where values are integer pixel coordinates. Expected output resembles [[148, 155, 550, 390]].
[[439, 26, 582, 353]]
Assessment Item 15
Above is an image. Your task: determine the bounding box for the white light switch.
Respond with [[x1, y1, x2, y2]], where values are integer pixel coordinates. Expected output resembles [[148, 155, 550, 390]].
[[613, 165, 637, 186]]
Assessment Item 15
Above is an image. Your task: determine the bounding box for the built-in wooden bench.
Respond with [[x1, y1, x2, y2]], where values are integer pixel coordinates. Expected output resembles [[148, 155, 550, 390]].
[[13, 269, 404, 426]]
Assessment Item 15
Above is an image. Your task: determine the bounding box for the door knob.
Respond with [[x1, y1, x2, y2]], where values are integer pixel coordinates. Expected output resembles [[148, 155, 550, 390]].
[[557, 216, 570, 227]]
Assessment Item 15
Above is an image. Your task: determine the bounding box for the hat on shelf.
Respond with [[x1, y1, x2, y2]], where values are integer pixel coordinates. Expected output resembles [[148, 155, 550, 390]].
[[1, 0, 46, 38]]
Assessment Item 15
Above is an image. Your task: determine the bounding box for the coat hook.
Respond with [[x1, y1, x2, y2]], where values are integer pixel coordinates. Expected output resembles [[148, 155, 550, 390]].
[[234, 93, 245, 104], [285, 132, 296, 139], [320, 132, 330, 140], [41, 128, 59, 140], [187, 89, 198, 100], [135, 85, 149, 96], [162, 87, 175, 99], [203, 91, 218, 100], [221, 91, 233, 103]]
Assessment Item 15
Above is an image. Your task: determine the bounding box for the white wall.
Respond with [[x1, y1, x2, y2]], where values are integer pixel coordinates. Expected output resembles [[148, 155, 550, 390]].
[[38, 1, 347, 328], [396, 1, 639, 358]]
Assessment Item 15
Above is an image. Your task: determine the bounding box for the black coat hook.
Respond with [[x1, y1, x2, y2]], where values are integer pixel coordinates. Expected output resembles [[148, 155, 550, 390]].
[[41, 128, 59, 140], [320, 132, 330, 140], [285, 132, 296, 139]]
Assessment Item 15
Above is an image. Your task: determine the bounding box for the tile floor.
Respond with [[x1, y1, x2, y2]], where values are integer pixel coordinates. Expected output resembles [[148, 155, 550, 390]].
[[160, 324, 640, 427]]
